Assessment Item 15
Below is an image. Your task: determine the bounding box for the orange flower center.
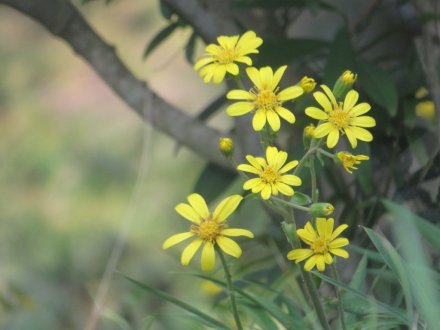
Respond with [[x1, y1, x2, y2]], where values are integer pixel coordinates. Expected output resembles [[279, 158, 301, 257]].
[[260, 166, 280, 183], [329, 107, 350, 129], [192, 220, 223, 241], [312, 238, 329, 254], [216, 47, 236, 64], [254, 89, 279, 112]]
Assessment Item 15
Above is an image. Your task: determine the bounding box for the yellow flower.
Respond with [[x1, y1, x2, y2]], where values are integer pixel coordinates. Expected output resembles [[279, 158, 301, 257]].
[[287, 218, 349, 272], [300, 76, 316, 93], [415, 101, 435, 120], [194, 31, 263, 84], [337, 151, 369, 174], [237, 146, 302, 200], [218, 137, 234, 157], [303, 124, 316, 138], [226, 66, 304, 131], [163, 194, 253, 272], [341, 70, 357, 85], [305, 85, 376, 148]]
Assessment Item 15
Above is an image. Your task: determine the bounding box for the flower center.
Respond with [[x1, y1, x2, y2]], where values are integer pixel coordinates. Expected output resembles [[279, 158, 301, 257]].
[[260, 166, 279, 183], [312, 238, 329, 254], [192, 220, 223, 241], [342, 154, 356, 168], [329, 107, 350, 129], [254, 89, 279, 112], [215, 47, 236, 64]]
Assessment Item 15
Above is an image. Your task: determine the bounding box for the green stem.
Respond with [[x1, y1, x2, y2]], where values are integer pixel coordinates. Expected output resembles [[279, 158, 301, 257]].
[[331, 264, 347, 330], [317, 148, 335, 159], [217, 247, 243, 330], [270, 196, 311, 212], [309, 155, 318, 203]]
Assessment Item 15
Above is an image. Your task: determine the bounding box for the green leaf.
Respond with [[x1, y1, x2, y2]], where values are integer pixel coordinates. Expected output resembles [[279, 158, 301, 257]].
[[143, 22, 180, 59], [242, 305, 279, 330], [312, 271, 408, 324], [185, 31, 197, 65], [363, 227, 413, 323], [324, 27, 356, 85], [356, 59, 398, 116], [193, 162, 237, 204], [121, 274, 230, 330], [159, 0, 174, 20], [289, 191, 312, 206]]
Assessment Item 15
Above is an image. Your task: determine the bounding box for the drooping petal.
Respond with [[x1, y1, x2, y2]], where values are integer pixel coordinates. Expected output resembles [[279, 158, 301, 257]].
[[246, 67, 262, 89], [281, 174, 302, 186], [237, 164, 260, 174], [261, 184, 272, 200], [344, 127, 357, 148], [201, 242, 216, 271], [279, 160, 298, 174], [350, 116, 376, 128], [181, 239, 203, 265], [252, 110, 267, 131], [216, 236, 242, 258], [329, 237, 349, 248], [163, 232, 194, 249], [343, 90, 359, 111], [326, 128, 340, 148], [187, 194, 210, 220], [313, 92, 332, 112], [287, 248, 314, 262], [316, 255, 326, 271], [330, 248, 349, 259], [266, 110, 281, 131], [227, 89, 253, 100], [304, 255, 318, 271], [324, 253, 333, 264], [175, 203, 202, 224], [227, 102, 254, 116], [330, 224, 348, 240], [313, 122, 333, 138], [243, 178, 262, 190], [213, 195, 243, 222], [225, 63, 239, 75], [213, 66, 227, 84], [305, 107, 329, 120], [276, 107, 295, 123], [271, 65, 287, 90], [350, 102, 371, 116], [222, 228, 254, 238], [277, 86, 303, 101], [350, 126, 373, 142]]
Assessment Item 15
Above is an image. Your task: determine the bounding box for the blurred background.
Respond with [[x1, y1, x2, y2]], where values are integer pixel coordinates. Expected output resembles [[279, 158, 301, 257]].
[[0, 0, 439, 329]]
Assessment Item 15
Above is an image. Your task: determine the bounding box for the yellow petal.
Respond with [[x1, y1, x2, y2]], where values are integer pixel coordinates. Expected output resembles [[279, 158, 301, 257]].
[[246, 67, 262, 89], [272, 65, 287, 90], [261, 184, 272, 200], [216, 236, 242, 258], [201, 241, 216, 271], [313, 92, 332, 112], [246, 155, 265, 170], [252, 110, 267, 131], [226, 63, 239, 75], [343, 90, 359, 111], [266, 146, 279, 165], [235, 56, 252, 65], [213, 195, 243, 222], [330, 248, 349, 259], [304, 255, 318, 271], [181, 239, 203, 265], [276, 182, 294, 196], [279, 160, 298, 174], [227, 102, 255, 116], [227, 89, 253, 100], [175, 203, 202, 224], [274, 149, 288, 170], [187, 193, 210, 219], [213, 66, 227, 84], [313, 122, 333, 138], [287, 248, 314, 262], [194, 57, 214, 71], [330, 224, 348, 240], [266, 110, 281, 131], [305, 106, 329, 120], [325, 218, 334, 239], [316, 218, 327, 238], [237, 164, 260, 174], [260, 66, 274, 89], [243, 178, 262, 190], [344, 127, 357, 148], [324, 253, 333, 264], [222, 228, 254, 238], [297, 228, 315, 245], [326, 129, 340, 148], [163, 232, 194, 249], [321, 85, 338, 107], [350, 126, 373, 142], [351, 116, 376, 128], [281, 174, 302, 186], [217, 35, 239, 49], [277, 86, 303, 101], [251, 181, 266, 193], [276, 107, 295, 123], [350, 102, 371, 116], [316, 255, 326, 271], [329, 237, 349, 248]]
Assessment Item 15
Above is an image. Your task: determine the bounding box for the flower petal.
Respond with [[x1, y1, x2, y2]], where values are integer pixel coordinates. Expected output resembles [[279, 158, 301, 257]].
[[276, 182, 294, 196], [313, 122, 333, 138], [326, 128, 340, 148], [350, 126, 373, 142], [181, 239, 203, 265], [213, 195, 243, 222], [276, 107, 295, 123], [287, 248, 314, 262], [194, 57, 214, 71], [243, 178, 262, 190], [213, 66, 227, 84], [281, 174, 301, 186], [235, 56, 252, 65], [201, 241, 216, 271], [277, 86, 303, 101], [266, 110, 281, 131], [305, 107, 329, 120], [350, 102, 371, 116], [297, 228, 316, 245], [329, 237, 349, 248], [271, 65, 287, 90], [325, 218, 334, 240], [246, 155, 265, 170], [324, 253, 333, 264], [237, 164, 260, 174], [344, 127, 357, 148], [175, 203, 202, 224], [304, 255, 317, 271], [351, 116, 376, 127], [261, 184, 272, 200], [321, 85, 338, 107], [316, 218, 327, 238], [163, 232, 194, 249], [313, 92, 332, 112], [330, 224, 348, 240], [343, 90, 359, 111], [279, 160, 298, 174], [216, 236, 242, 258], [246, 67, 262, 89], [226, 63, 239, 75], [252, 110, 267, 131], [316, 255, 326, 271], [188, 194, 210, 219], [227, 102, 254, 116], [330, 248, 349, 259], [222, 228, 254, 238], [274, 150, 288, 170], [227, 89, 253, 100], [260, 66, 274, 89]]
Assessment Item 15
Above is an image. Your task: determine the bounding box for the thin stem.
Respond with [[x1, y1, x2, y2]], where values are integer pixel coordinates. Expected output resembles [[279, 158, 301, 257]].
[[270, 196, 311, 212], [217, 247, 243, 330], [309, 155, 318, 203], [331, 264, 347, 330], [317, 148, 335, 159]]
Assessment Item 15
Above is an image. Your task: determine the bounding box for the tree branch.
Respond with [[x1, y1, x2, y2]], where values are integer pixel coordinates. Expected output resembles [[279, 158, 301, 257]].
[[0, 0, 236, 168]]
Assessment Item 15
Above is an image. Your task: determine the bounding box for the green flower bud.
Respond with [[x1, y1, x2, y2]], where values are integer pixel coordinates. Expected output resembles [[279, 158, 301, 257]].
[[310, 203, 334, 217], [333, 70, 357, 100]]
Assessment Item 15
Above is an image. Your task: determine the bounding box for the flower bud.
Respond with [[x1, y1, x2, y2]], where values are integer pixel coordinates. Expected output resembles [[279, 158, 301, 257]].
[[333, 70, 357, 100], [218, 137, 234, 158], [415, 101, 435, 120], [310, 203, 334, 217], [299, 76, 316, 93], [304, 124, 315, 138], [337, 151, 369, 174], [341, 70, 357, 85]]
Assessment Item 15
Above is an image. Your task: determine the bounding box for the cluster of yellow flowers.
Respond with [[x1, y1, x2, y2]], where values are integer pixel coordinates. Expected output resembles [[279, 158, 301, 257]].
[[164, 31, 377, 273]]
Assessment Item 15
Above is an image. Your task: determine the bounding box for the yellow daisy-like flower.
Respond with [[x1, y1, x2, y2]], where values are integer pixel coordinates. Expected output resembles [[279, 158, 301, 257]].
[[194, 31, 263, 84], [305, 85, 376, 148], [226, 66, 304, 131], [237, 146, 302, 200], [337, 151, 369, 174], [287, 218, 349, 272], [163, 194, 253, 272]]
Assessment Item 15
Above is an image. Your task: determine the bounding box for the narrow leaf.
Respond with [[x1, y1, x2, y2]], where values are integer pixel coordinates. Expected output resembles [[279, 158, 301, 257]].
[[185, 31, 197, 65], [143, 22, 180, 59]]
